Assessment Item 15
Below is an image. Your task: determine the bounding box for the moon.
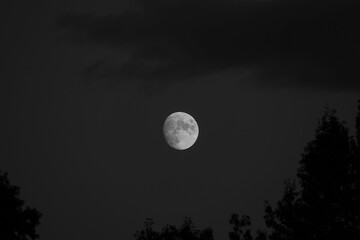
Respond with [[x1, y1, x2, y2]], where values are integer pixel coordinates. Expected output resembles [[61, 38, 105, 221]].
[[163, 112, 199, 150]]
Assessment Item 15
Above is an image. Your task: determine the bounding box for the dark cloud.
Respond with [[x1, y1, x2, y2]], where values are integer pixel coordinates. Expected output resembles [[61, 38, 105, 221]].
[[56, 0, 360, 90]]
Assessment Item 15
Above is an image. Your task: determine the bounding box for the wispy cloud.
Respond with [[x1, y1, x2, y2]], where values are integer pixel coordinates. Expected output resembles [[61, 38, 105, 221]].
[[56, 0, 360, 91]]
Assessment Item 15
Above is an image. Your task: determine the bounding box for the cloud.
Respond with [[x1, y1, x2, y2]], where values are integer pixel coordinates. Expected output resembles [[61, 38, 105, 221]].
[[56, 0, 360, 90]]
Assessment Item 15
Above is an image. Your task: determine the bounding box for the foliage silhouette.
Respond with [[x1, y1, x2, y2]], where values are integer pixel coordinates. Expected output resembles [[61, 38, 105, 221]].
[[228, 214, 268, 240], [0, 169, 42, 240], [134, 217, 214, 240], [229, 214, 252, 240], [263, 104, 360, 240]]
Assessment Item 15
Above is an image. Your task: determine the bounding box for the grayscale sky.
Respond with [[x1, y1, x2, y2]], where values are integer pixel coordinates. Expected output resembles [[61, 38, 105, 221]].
[[1, 1, 359, 239]]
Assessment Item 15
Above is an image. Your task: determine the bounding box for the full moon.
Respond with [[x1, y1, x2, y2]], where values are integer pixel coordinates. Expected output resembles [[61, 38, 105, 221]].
[[163, 112, 199, 150]]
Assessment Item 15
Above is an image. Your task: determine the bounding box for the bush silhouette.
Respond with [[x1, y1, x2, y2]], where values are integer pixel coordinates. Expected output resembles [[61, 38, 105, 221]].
[[134, 217, 214, 240], [229, 214, 252, 240], [0, 169, 42, 240]]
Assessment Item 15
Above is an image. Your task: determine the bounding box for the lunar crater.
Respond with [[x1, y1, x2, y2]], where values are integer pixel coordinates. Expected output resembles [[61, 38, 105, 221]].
[[163, 112, 199, 150]]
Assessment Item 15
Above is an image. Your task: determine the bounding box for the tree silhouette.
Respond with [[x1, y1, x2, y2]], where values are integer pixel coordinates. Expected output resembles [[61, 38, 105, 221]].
[[264, 105, 360, 240], [134, 217, 214, 240], [0, 169, 42, 240], [228, 214, 267, 240], [229, 214, 252, 240]]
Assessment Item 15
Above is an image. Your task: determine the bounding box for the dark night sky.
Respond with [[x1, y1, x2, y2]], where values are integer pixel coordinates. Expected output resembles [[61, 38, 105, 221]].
[[1, 0, 360, 239]]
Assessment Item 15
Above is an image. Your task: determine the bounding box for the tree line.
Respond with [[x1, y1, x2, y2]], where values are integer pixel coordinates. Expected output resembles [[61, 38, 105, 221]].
[[1, 101, 360, 239]]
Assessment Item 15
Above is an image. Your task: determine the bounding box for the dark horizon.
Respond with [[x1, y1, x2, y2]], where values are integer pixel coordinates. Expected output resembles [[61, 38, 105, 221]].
[[1, 0, 360, 239]]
